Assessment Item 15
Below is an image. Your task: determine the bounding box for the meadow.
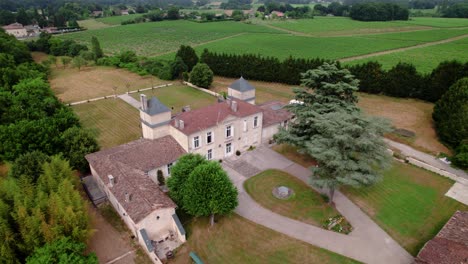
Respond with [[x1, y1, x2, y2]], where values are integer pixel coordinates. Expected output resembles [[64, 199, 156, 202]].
[[345, 37, 468, 73]]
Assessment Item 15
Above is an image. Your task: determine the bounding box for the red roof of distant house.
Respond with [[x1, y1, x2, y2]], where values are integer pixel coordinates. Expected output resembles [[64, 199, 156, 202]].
[[271, 11, 285, 17], [171, 99, 262, 135], [415, 211, 468, 264], [2, 23, 24, 30]]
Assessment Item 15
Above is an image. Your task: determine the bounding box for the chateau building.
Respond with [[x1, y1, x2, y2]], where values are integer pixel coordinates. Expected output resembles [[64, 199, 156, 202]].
[[85, 78, 292, 263]]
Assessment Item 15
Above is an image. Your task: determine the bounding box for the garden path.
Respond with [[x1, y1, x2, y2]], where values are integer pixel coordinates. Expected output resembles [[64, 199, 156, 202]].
[[222, 146, 413, 264]]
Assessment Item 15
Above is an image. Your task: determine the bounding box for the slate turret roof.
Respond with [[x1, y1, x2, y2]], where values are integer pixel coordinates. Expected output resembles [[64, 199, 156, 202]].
[[145, 97, 170, 116], [229, 77, 255, 92]]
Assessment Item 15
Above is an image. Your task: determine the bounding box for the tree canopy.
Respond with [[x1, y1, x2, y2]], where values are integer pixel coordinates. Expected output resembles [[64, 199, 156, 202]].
[[189, 63, 214, 88], [275, 63, 391, 202], [26, 237, 97, 264], [181, 161, 238, 226], [176, 45, 198, 72]]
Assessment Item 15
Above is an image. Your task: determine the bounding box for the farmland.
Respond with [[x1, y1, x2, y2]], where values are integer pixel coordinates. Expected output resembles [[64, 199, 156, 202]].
[[97, 13, 144, 25], [59, 20, 282, 56], [345, 37, 468, 73]]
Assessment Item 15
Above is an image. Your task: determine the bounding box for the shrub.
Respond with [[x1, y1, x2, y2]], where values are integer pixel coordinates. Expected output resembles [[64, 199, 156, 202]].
[[157, 170, 165, 186], [189, 63, 213, 88], [452, 143, 468, 169]]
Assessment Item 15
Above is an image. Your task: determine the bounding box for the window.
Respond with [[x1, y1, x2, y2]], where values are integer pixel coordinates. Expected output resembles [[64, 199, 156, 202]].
[[243, 120, 247, 132], [254, 116, 259, 128], [226, 125, 232, 138], [193, 136, 200, 148], [226, 143, 232, 155], [167, 163, 173, 175], [207, 149, 212, 160], [206, 132, 213, 144]]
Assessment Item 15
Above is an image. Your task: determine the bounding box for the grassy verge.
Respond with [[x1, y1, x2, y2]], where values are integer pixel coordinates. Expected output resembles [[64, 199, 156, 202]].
[[171, 214, 359, 264], [244, 169, 351, 232], [342, 161, 468, 255]]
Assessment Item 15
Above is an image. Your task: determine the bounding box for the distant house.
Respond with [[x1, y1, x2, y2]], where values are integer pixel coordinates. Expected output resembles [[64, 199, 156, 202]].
[[92, 11, 103, 17], [415, 211, 468, 264], [2, 23, 27, 38], [121, 9, 130, 15], [42, 27, 58, 34], [24, 24, 40, 37], [271, 11, 285, 18], [86, 78, 292, 263]]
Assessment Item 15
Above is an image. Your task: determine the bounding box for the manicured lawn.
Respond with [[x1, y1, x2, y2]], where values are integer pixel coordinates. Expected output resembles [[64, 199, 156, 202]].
[[130, 84, 216, 114], [171, 215, 359, 264], [342, 161, 468, 255], [49, 65, 167, 102], [346, 37, 468, 73], [58, 20, 282, 56], [72, 99, 141, 149], [244, 169, 350, 230]]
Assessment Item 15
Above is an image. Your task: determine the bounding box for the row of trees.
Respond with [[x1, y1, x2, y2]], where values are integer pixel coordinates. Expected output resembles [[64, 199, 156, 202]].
[[27, 33, 88, 57], [200, 49, 331, 85], [167, 154, 238, 226], [349, 2, 409, 21], [198, 48, 468, 104], [0, 31, 99, 171]]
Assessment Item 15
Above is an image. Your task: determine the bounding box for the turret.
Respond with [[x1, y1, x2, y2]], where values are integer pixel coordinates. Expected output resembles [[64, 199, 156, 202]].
[[139, 95, 171, 139], [227, 77, 256, 105]]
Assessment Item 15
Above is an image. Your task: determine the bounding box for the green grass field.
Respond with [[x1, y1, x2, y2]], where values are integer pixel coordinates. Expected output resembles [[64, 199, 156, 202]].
[[398, 17, 468, 28], [342, 162, 468, 255], [97, 14, 145, 25], [72, 99, 141, 149], [346, 37, 468, 73], [244, 169, 350, 230], [130, 84, 216, 114], [172, 215, 359, 264], [59, 20, 282, 56]]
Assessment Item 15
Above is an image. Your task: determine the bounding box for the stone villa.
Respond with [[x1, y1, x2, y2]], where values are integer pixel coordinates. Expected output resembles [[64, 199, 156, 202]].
[[85, 77, 292, 263]]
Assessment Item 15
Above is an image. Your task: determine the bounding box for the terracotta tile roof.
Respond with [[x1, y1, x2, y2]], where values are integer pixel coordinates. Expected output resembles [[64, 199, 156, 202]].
[[86, 136, 186, 223], [259, 101, 293, 127], [415, 211, 468, 264], [171, 99, 262, 135], [3, 23, 24, 30]]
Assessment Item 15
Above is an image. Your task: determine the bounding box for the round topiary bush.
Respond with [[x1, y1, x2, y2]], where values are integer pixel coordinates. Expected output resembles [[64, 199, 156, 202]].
[[189, 63, 213, 88]]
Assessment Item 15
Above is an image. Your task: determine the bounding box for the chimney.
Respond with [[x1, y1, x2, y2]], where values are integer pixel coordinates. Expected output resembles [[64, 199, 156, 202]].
[[174, 118, 179, 128], [226, 98, 232, 106], [108, 175, 115, 187], [179, 120, 184, 130], [231, 101, 238, 112], [182, 105, 191, 112], [140, 94, 148, 112]]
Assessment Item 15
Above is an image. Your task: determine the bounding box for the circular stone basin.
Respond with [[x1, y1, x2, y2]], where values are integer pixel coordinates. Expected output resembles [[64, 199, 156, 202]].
[[272, 186, 294, 199]]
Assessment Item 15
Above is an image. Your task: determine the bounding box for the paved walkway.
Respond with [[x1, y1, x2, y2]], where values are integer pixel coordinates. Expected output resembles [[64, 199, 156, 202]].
[[223, 146, 413, 264], [118, 94, 141, 109], [385, 139, 468, 180]]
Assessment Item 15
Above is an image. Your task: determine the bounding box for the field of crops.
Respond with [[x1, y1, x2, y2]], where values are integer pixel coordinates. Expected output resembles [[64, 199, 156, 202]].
[[267, 17, 468, 36], [63, 16, 468, 72], [59, 20, 282, 56], [346, 37, 468, 73], [97, 14, 144, 25]]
